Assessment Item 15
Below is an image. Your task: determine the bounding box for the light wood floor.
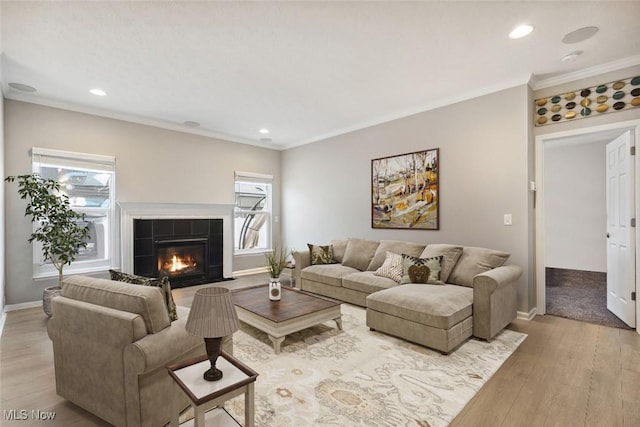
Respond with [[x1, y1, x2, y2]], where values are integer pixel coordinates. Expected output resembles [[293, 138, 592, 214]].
[[1, 274, 639, 426]]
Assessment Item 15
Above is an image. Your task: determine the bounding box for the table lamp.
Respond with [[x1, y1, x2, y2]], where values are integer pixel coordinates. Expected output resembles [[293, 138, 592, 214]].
[[185, 287, 240, 381]]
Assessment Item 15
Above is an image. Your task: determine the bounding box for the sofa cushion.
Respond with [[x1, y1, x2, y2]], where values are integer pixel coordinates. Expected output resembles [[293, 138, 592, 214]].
[[366, 284, 473, 330], [400, 254, 444, 285], [331, 239, 348, 263], [301, 264, 359, 287], [61, 275, 171, 334], [367, 240, 426, 271], [343, 271, 399, 294], [420, 244, 463, 282], [109, 270, 178, 321], [342, 238, 380, 271], [448, 246, 510, 287], [307, 243, 336, 265], [374, 251, 403, 283]]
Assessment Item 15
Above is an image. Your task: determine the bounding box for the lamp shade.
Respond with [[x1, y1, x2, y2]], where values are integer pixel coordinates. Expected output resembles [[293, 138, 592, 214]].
[[185, 287, 240, 338]]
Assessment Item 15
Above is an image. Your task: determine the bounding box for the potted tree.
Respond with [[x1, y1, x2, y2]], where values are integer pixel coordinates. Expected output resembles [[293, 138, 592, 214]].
[[264, 245, 291, 301], [5, 173, 90, 316]]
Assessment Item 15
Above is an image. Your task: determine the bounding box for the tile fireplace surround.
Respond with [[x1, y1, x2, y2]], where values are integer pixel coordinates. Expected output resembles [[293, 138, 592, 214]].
[[118, 202, 234, 280]]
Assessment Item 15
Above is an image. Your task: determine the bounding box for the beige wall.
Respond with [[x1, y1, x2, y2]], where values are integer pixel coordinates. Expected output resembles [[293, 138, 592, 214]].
[[282, 85, 535, 313], [4, 100, 281, 304]]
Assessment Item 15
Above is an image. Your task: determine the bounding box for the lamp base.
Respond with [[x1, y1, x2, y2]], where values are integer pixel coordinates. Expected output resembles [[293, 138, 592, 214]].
[[203, 367, 223, 381], [203, 337, 224, 381]]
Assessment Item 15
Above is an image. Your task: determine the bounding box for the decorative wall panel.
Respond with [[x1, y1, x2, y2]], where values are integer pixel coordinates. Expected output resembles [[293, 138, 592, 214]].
[[534, 76, 640, 127]]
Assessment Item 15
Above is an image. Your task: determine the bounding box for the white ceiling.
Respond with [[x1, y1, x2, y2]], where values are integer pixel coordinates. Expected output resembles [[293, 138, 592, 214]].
[[1, 1, 639, 150]]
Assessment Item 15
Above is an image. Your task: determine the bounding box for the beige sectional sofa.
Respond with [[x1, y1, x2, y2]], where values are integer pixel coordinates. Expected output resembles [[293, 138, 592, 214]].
[[47, 275, 232, 427], [293, 238, 522, 354]]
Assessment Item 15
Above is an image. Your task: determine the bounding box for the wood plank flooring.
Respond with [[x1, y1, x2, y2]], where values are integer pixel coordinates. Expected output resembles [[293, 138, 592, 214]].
[[1, 274, 639, 426], [450, 313, 640, 427]]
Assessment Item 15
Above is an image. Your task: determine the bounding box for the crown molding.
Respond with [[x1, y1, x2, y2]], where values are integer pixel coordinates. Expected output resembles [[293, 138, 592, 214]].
[[2, 91, 288, 151], [283, 73, 533, 150], [530, 54, 640, 90]]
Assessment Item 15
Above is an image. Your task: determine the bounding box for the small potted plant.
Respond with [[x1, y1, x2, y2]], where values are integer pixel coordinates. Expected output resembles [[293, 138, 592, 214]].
[[5, 173, 90, 316], [264, 245, 291, 301]]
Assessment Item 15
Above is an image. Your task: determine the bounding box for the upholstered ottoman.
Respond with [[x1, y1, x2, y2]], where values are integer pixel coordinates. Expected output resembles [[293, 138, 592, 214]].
[[366, 284, 473, 354]]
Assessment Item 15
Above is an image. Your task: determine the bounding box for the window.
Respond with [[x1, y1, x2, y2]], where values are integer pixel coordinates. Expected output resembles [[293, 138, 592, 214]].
[[32, 148, 116, 278], [234, 171, 273, 254]]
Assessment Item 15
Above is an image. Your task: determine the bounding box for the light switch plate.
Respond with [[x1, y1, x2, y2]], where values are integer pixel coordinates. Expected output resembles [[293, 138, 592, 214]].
[[504, 214, 513, 226]]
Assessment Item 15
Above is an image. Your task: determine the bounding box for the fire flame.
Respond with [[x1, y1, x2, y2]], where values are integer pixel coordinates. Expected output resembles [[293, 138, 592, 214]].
[[160, 255, 197, 274], [170, 255, 191, 272]]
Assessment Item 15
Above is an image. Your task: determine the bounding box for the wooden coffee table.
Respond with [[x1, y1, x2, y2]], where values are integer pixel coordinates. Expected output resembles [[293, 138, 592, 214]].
[[232, 285, 342, 354]]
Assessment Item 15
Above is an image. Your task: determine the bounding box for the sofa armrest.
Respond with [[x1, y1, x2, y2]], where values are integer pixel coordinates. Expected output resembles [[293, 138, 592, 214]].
[[473, 264, 522, 294], [292, 249, 311, 286], [472, 265, 522, 340]]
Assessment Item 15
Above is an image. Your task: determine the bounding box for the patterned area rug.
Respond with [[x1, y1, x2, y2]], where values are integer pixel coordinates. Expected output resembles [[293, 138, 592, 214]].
[[222, 305, 526, 427]]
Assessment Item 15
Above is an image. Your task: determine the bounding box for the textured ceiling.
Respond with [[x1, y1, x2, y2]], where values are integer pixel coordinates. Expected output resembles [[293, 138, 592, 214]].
[[1, 1, 640, 149]]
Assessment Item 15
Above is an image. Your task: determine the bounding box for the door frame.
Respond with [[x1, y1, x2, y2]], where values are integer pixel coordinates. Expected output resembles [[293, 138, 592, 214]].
[[535, 118, 640, 333]]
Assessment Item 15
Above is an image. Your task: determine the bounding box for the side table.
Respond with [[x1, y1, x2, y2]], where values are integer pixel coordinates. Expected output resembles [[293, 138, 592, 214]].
[[168, 351, 259, 426]]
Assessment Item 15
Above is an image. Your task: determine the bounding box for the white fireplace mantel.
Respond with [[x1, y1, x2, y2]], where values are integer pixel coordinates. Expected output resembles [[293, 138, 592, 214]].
[[118, 202, 235, 278]]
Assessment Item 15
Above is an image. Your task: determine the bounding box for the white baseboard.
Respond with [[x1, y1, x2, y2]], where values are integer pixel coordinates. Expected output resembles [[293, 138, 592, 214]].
[[232, 267, 269, 277], [0, 301, 43, 337], [517, 308, 536, 321], [0, 310, 6, 338], [4, 300, 42, 312]]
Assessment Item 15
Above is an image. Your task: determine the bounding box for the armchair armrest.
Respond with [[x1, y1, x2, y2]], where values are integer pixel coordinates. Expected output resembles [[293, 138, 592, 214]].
[[124, 318, 205, 375], [472, 265, 522, 340], [292, 249, 311, 286]]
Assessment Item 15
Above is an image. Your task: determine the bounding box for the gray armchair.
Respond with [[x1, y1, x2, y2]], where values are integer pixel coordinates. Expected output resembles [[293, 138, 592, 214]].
[[47, 275, 232, 427]]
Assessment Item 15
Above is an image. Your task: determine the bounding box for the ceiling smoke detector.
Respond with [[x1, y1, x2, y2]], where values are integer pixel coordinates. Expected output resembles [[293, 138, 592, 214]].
[[562, 26, 599, 44], [183, 121, 200, 127], [561, 50, 583, 63]]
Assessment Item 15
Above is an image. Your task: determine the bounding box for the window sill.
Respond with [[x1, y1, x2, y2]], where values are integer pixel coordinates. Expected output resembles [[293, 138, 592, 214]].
[[234, 248, 271, 257]]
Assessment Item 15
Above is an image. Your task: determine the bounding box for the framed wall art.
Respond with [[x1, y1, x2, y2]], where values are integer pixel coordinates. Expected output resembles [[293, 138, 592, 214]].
[[371, 148, 439, 230]]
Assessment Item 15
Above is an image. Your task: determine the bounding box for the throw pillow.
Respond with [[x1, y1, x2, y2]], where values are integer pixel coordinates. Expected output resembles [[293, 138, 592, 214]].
[[374, 251, 403, 283], [307, 243, 336, 265], [109, 270, 178, 321], [420, 244, 463, 283], [367, 240, 426, 271], [342, 238, 380, 271], [330, 239, 348, 263], [447, 247, 510, 287], [400, 254, 445, 285]]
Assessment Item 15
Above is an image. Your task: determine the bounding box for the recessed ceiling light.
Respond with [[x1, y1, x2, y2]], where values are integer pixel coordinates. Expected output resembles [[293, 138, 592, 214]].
[[90, 88, 107, 96], [509, 24, 533, 39], [8, 83, 37, 92], [259, 128, 270, 134], [183, 121, 200, 127], [562, 26, 599, 44]]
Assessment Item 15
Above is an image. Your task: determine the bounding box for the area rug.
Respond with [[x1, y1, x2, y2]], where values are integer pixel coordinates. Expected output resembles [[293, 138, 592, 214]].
[[220, 304, 526, 427]]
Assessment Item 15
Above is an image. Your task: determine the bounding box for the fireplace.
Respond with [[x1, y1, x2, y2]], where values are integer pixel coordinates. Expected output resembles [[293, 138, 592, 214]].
[[133, 218, 224, 288], [156, 238, 207, 279]]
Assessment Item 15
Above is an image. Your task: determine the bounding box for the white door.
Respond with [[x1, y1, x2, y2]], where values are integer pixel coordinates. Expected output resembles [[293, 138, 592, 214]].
[[606, 130, 636, 327]]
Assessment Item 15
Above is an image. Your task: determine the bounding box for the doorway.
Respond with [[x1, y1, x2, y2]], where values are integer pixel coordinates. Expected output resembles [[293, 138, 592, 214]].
[[535, 119, 640, 331]]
